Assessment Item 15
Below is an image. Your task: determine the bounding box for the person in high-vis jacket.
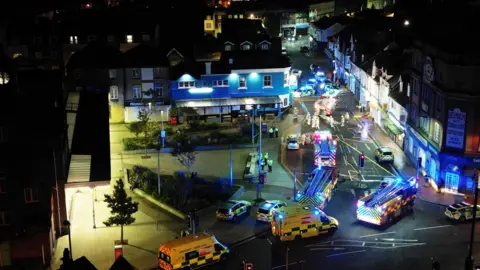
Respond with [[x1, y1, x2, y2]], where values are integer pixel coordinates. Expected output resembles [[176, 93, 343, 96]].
[[269, 127, 274, 138], [274, 126, 279, 137], [267, 158, 273, 172], [261, 158, 266, 171]]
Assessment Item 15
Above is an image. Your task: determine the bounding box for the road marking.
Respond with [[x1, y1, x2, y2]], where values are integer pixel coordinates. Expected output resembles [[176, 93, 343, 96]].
[[365, 143, 371, 151], [414, 225, 451, 231], [343, 156, 348, 165], [378, 238, 418, 242], [339, 144, 345, 154], [351, 156, 358, 167], [271, 260, 307, 269], [326, 250, 366, 258], [310, 247, 346, 251], [267, 238, 272, 245], [359, 231, 396, 238]]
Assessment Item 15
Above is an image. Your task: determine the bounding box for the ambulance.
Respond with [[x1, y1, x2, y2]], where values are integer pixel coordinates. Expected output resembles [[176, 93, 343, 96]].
[[271, 205, 339, 241], [158, 232, 229, 269]]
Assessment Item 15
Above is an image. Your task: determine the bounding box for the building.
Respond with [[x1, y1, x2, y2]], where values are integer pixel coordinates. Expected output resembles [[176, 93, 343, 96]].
[[308, 16, 350, 53], [170, 29, 291, 121], [0, 49, 69, 268], [308, 1, 335, 22], [404, 6, 480, 194]]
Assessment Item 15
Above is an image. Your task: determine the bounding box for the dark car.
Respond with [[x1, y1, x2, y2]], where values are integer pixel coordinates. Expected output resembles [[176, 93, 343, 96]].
[[300, 46, 309, 53]]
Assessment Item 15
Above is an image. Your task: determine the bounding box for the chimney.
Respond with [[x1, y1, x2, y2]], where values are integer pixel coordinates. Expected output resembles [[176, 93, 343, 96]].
[[205, 62, 212, 75], [228, 58, 233, 64]]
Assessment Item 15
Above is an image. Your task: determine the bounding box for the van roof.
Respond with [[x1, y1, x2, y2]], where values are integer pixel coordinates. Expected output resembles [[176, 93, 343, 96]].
[[282, 205, 317, 216], [161, 232, 213, 249]]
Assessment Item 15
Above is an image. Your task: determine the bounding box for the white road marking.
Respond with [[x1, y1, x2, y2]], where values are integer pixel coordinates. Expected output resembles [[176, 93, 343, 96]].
[[267, 238, 272, 245], [271, 260, 307, 269], [378, 238, 418, 242], [351, 156, 358, 167], [365, 143, 371, 151], [414, 225, 451, 231], [339, 144, 345, 154], [343, 156, 348, 165], [326, 250, 366, 258], [359, 231, 396, 238], [310, 247, 346, 251]]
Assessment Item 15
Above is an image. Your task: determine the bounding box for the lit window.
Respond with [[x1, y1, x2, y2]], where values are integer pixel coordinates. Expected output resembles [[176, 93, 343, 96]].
[[433, 122, 441, 143], [24, 188, 39, 203], [110, 85, 119, 100], [109, 69, 117, 79], [239, 76, 246, 88], [0, 72, 10, 85], [178, 81, 195, 89], [126, 35, 133, 43], [263, 75, 272, 87], [13, 53, 22, 59], [213, 80, 229, 87], [132, 85, 142, 99], [261, 43, 269, 50], [234, 15, 238, 19], [225, 44, 232, 51], [154, 83, 163, 97], [0, 212, 9, 226], [239, 14, 244, 19]]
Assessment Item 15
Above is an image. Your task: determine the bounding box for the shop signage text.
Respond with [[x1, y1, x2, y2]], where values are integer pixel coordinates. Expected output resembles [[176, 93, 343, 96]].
[[446, 108, 466, 149]]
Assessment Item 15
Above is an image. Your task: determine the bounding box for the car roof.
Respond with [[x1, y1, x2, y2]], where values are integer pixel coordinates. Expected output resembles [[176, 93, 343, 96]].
[[379, 147, 393, 152], [449, 202, 471, 209], [220, 201, 239, 209]]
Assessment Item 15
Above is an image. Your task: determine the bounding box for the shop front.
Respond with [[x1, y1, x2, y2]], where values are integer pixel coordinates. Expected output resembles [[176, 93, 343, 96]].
[[381, 117, 404, 148], [439, 154, 480, 195]]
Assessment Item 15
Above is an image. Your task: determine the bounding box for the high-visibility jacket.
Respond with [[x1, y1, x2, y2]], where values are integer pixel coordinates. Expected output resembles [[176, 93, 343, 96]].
[[274, 127, 279, 132], [267, 159, 273, 166], [269, 128, 274, 133], [264, 153, 269, 159]]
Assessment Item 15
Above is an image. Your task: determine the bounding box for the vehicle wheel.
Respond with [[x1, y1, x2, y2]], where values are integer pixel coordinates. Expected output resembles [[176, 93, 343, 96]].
[[294, 235, 302, 241], [387, 215, 394, 224], [231, 215, 236, 223], [220, 253, 229, 261], [328, 228, 336, 235], [459, 216, 466, 222]]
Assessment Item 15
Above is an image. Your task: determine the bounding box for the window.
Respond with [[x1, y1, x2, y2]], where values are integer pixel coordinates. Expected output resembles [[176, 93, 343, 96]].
[[420, 117, 430, 133], [50, 36, 58, 44], [0, 212, 9, 226], [213, 80, 229, 87], [203, 81, 209, 87], [284, 98, 288, 107], [408, 136, 413, 154], [35, 52, 42, 59], [242, 44, 251, 50], [88, 35, 96, 42], [391, 101, 396, 110], [263, 75, 272, 87], [411, 104, 416, 120], [234, 15, 238, 19], [185, 251, 199, 261], [261, 43, 269, 50], [422, 85, 430, 102], [126, 35, 133, 43], [142, 34, 150, 42], [407, 83, 411, 97], [228, 15, 232, 19], [74, 70, 81, 80], [0, 127, 6, 143], [413, 78, 419, 96], [133, 85, 142, 99], [109, 69, 117, 79], [70, 36, 78, 44], [154, 83, 163, 97], [132, 68, 140, 79], [225, 44, 232, 51], [239, 76, 247, 88], [110, 85, 119, 100], [239, 14, 244, 19], [205, 22, 213, 29], [13, 53, 22, 59], [178, 81, 195, 88], [107, 35, 115, 42], [159, 252, 171, 263], [433, 122, 441, 143], [284, 73, 288, 85], [154, 68, 164, 78], [24, 188, 39, 203]]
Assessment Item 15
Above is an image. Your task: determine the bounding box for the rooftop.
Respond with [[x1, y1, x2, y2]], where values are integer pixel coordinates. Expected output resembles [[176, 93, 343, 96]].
[[124, 44, 169, 67], [66, 43, 124, 69]]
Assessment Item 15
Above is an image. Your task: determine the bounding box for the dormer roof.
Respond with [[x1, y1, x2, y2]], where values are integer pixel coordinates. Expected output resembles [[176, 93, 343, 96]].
[[240, 41, 253, 45], [259, 40, 271, 44]]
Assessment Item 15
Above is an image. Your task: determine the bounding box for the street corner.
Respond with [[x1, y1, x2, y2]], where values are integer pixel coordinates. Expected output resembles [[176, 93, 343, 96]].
[[337, 180, 380, 200]]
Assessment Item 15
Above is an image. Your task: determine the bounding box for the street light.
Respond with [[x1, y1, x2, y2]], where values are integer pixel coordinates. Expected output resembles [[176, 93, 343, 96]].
[[63, 220, 72, 259], [157, 110, 166, 197], [404, 20, 410, 26], [466, 169, 479, 270]]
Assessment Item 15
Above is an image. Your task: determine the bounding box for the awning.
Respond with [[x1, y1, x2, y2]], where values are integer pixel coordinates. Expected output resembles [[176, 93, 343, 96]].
[[175, 96, 282, 108], [382, 118, 403, 136]]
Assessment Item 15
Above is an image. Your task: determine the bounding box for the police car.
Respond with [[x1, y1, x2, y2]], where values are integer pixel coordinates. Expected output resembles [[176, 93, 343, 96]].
[[216, 200, 252, 222], [287, 136, 300, 150], [445, 202, 480, 222], [256, 200, 287, 222], [375, 147, 394, 163]]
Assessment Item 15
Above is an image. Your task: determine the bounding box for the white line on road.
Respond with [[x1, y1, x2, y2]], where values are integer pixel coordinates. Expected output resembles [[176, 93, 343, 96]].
[[359, 231, 396, 238], [414, 225, 451, 231], [339, 144, 345, 154], [379, 238, 418, 242], [310, 247, 346, 251], [326, 250, 366, 258], [343, 155, 348, 165], [365, 143, 371, 151], [271, 260, 307, 270], [267, 238, 272, 245], [351, 156, 358, 167]]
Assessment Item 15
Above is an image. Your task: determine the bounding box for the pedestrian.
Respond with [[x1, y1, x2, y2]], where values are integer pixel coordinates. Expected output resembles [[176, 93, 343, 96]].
[[345, 111, 350, 121], [261, 159, 265, 171], [264, 152, 269, 160], [274, 126, 279, 137], [269, 127, 274, 138], [341, 115, 345, 127], [267, 158, 273, 172]]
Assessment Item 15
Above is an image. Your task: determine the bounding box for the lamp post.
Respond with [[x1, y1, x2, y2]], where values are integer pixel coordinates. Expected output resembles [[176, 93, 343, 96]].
[[92, 188, 96, 229], [465, 169, 479, 270], [257, 114, 263, 200], [157, 110, 165, 196], [251, 109, 255, 144], [63, 220, 72, 259], [293, 168, 297, 201]]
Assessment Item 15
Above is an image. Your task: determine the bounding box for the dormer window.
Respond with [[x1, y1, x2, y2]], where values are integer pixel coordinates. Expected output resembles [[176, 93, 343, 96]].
[[259, 41, 271, 50], [225, 45, 232, 51], [241, 42, 252, 51]]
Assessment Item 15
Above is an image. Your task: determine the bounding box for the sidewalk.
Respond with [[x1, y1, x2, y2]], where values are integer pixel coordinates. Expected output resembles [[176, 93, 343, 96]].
[[342, 90, 462, 206]]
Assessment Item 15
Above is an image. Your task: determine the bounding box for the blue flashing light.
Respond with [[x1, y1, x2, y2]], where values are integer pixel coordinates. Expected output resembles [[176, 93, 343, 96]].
[[416, 182, 419, 189], [300, 86, 306, 91], [296, 193, 302, 198], [314, 210, 320, 215], [308, 78, 316, 83], [357, 200, 364, 207], [264, 203, 272, 208], [316, 71, 325, 76], [278, 214, 284, 220], [320, 83, 325, 89], [396, 178, 402, 182]]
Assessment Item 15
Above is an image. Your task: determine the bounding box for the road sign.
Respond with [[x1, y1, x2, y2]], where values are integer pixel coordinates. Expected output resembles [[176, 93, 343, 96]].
[[114, 245, 123, 260]]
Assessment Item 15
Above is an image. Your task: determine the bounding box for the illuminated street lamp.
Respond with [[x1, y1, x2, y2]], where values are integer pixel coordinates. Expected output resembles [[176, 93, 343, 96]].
[[404, 20, 410, 26], [63, 220, 72, 259]]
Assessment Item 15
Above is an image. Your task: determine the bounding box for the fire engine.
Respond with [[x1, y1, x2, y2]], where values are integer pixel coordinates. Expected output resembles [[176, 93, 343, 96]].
[[313, 130, 336, 167], [296, 166, 337, 210], [356, 177, 418, 226]]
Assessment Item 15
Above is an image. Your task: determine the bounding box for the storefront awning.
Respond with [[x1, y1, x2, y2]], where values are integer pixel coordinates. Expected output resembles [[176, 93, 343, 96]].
[[382, 118, 403, 135], [175, 96, 282, 108]]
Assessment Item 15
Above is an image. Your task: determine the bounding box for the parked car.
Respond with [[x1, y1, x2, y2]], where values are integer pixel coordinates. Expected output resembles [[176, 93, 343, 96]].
[[287, 136, 300, 150], [256, 200, 287, 222], [216, 200, 252, 222], [300, 46, 309, 53], [445, 202, 480, 222], [375, 147, 394, 163]]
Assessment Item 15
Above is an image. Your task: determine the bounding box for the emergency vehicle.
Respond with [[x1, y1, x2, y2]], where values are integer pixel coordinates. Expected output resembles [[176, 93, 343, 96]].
[[445, 202, 480, 222], [158, 232, 229, 270], [271, 205, 339, 241], [356, 177, 418, 226], [296, 166, 337, 209], [256, 200, 287, 222], [312, 130, 336, 167]]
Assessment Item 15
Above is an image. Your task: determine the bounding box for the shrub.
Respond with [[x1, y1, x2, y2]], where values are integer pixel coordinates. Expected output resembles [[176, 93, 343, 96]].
[[123, 138, 141, 151]]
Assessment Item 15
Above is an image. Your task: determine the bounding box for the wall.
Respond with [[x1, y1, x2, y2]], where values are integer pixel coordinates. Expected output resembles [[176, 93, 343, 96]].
[[124, 105, 171, 123], [109, 68, 126, 123], [124, 67, 170, 102], [171, 69, 290, 101], [388, 97, 407, 126]]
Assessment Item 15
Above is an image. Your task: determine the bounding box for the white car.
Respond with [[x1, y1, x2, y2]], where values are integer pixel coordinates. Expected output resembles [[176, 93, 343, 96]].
[[375, 147, 394, 163], [287, 137, 300, 150], [291, 69, 302, 76]]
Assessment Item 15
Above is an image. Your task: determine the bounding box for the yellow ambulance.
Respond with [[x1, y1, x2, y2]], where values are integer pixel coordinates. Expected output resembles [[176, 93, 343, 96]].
[[158, 232, 229, 269], [271, 205, 339, 241]]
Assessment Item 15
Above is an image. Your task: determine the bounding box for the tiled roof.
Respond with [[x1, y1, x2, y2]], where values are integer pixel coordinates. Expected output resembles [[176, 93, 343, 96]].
[[66, 43, 124, 69], [124, 44, 169, 67], [218, 19, 270, 45]]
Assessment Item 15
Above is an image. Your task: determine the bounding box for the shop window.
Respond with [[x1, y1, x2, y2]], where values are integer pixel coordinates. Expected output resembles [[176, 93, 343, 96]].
[[420, 117, 430, 133], [433, 122, 441, 143]]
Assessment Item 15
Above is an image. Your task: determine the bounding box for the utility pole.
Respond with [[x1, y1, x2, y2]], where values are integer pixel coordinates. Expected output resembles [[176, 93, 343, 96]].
[[157, 133, 162, 196], [465, 169, 479, 270], [52, 149, 62, 235], [257, 114, 262, 200], [251, 109, 255, 144], [229, 144, 233, 187], [416, 157, 422, 181], [293, 168, 297, 201]]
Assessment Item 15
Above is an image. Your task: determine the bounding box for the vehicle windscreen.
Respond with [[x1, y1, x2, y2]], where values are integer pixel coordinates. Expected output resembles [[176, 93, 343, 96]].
[[217, 208, 229, 214], [159, 251, 171, 264], [382, 151, 393, 156], [288, 139, 297, 143], [447, 206, 458, 212], [258, 208, 271, 214]]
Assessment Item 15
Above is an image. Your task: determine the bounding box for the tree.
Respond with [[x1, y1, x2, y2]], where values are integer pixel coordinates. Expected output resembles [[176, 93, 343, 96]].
[[171, 134, 196, 176], [127, 88, 157, 155], [104, 179, 139, 244]]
